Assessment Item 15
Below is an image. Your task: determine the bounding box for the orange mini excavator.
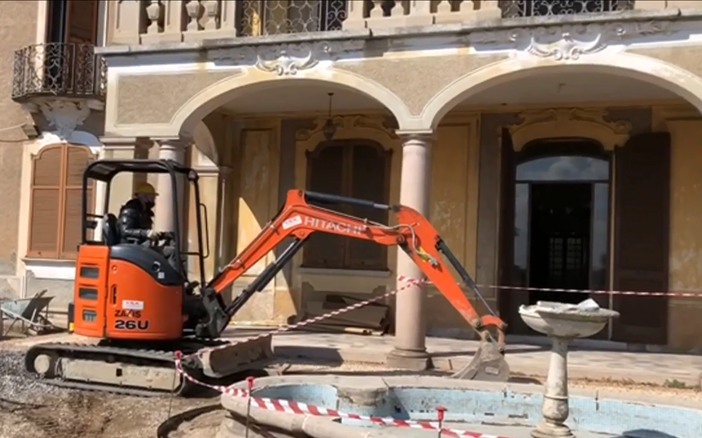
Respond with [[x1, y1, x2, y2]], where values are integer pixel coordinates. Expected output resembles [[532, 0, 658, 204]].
[[24, 158, 509, 396]]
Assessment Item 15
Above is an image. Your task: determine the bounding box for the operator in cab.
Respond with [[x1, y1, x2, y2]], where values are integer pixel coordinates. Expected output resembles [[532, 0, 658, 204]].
[[117, 182, 178, 269]]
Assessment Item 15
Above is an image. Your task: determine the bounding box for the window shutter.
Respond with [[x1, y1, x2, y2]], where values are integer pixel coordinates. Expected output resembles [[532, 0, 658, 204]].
[[612, 132, 671, 344], [303, 144, 345, 268], [61, 146, 93, 259], [347, 144, 390, 270], [65, 0, 99, 44], [28, 147, 63, 258]]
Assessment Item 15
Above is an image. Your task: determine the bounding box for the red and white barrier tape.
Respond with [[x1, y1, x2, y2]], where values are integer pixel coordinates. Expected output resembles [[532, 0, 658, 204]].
[[397, 275, 702, 298], [173, 276, 513, 437], [173, 359, 511, 438], [185, 274, 699, 361], [172, 273, 699, 437], [181, 277, 425, 360]]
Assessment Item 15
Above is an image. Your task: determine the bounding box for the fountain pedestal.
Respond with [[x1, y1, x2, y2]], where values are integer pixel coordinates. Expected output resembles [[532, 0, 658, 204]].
[[519, 300, 619, 438]]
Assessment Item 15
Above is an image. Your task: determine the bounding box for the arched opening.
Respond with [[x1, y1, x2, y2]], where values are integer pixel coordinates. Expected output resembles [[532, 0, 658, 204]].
[[513, 140, 611, 300], [420, 57, 691, 346], [424, 55, 702, 129], [174, 76, 411, 137], [501, 138, 615, 338], [496, 127, 671, 344]]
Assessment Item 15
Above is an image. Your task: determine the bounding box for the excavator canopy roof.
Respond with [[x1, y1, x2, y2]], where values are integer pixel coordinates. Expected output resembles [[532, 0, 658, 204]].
[[84, 159, 195, 183]]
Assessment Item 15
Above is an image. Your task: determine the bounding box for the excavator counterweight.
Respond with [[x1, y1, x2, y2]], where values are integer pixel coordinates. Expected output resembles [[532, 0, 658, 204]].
[[24, 159, 510, 397]]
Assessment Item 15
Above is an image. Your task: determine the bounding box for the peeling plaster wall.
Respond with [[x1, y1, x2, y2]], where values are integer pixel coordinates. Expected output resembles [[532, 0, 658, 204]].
[[228, 122, 282, 325], [424, 119, 481, 338], [666, 119, 702, 352], [0, 1, 39, 298]]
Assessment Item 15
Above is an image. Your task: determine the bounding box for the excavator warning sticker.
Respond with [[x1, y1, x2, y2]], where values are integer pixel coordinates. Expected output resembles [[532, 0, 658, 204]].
[[122, 300, 144, 311], [282, 215, 303, 230]]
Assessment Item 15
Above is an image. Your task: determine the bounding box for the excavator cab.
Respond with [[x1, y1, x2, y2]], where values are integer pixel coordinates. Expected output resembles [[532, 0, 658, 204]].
[[25, 158, 276, 396], [72, 158, 207, 342]]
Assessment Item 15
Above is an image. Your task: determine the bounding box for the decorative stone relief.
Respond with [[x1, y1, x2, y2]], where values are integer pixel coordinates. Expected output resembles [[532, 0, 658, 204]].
[[211, 40, 364, 76], [470, 20, 672, 61], [22, 99, 102, 141], [295, 115, 398, 141], [509, 108, 633, 151]]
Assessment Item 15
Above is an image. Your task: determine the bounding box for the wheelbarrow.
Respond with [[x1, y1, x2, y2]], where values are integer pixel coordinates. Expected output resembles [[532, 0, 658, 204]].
[[0, 289, 56, 337]]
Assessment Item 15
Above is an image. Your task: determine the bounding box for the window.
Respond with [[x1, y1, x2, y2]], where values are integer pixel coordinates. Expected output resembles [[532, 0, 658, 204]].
[[28, 145, 95, 260], [302, 140, 392, 271], [44, 1, 100, 95], [47, 0, 99, 44]]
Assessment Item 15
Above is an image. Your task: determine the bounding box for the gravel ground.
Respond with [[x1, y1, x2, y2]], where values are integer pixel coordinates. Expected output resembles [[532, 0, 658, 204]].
[[2, 338, 701, 438], [0, 349, 215, 438]]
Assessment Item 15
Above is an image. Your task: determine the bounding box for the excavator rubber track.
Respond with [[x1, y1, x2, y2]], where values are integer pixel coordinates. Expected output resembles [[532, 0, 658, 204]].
[[24, 338, 276, 398]]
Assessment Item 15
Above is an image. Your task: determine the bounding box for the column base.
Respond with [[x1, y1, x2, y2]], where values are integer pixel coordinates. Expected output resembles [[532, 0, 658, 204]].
[[531, 421, 574, 438], [386, 348, 432, 371]]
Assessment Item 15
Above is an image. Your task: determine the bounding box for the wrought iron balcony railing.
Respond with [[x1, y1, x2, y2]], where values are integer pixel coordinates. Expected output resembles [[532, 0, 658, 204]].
[[109, 0, 644, 45], [501, 0, 635, 18], [12, 43, 107, 103]]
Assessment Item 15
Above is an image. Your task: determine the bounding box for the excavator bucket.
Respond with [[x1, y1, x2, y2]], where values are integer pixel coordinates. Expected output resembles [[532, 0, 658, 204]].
[[450, 340, 510, 382], [198, 335, 276, 379]]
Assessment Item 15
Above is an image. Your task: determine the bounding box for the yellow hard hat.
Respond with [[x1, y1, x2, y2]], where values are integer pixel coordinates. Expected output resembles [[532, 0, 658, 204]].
[[135, 182, 158, 196]]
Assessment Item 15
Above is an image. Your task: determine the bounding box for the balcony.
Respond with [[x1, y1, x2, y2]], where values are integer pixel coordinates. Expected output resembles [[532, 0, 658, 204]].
[[109, 0, 654, 46], [12, 43, 107, 104]]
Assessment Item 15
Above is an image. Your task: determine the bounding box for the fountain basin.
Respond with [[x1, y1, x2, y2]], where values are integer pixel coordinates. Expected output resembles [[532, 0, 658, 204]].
[[217, 375, 702, 438], [519, 301, 620, 339]]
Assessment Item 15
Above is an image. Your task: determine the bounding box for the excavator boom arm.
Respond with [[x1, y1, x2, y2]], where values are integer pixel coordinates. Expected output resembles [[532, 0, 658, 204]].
[[201, 190, 506, 344]]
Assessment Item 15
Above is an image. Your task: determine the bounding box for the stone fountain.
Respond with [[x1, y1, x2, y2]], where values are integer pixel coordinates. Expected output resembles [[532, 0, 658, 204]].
[[519, 299, 620, 438]]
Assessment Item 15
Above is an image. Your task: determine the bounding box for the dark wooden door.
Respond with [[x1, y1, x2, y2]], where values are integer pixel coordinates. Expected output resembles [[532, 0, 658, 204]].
[[613, 132, 671, 344], [529, 183, 592, 305]]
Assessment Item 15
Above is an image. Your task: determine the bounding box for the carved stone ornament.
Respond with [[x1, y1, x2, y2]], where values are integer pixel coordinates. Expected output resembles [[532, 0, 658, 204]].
[[295, 115, 399, 141], [470, 20, 672, 61], [509, 108, 633, 151], [211, 40, 363, 76], [22, 99, 99, 140]]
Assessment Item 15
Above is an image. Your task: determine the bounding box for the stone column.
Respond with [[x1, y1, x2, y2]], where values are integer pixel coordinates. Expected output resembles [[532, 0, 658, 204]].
[[387, 132, 434, 371], [153, 138, 189, 236]]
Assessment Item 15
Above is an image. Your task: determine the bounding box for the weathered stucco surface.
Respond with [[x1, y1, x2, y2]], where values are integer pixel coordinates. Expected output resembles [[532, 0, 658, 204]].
[[115, 71, 241, 125], [628, 47, 702, 82], [0, 1, 39, 297], [334, 54, 508, 116], [666, 119, 702, 351]]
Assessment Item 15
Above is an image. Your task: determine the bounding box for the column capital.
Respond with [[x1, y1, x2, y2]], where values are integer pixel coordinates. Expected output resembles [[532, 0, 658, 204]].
[[153, 136, 193, 150], [218, 165, 234, 177], [101, 136, 136, 150], [395, 130, 436, 144]]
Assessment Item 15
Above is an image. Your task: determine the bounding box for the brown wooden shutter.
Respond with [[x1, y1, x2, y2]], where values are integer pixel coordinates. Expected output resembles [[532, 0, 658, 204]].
[[496, 129, 528, 333], [65, 0, 99, 44], [303, 144, 346, 268], [612, 132, 671, 344], [347, 143, 390, 270], [28, 147, 63, 258], [61, 146, 93, 259]]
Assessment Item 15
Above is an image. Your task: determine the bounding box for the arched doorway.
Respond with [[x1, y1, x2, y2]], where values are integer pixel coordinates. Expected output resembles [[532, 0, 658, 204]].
[[500, 138, 613, 337], [514, 141, 611, 300], [498, 132, 670, 344]]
